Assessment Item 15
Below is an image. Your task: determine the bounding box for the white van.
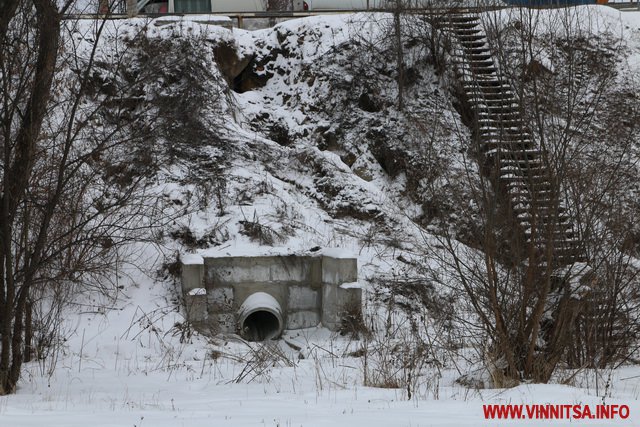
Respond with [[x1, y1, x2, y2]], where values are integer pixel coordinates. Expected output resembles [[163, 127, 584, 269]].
[[303, 0, 446, 10], [142, 0, 267, 13], [269, 0, 307, 10], [210, 0, 266, 12], [303, 0, 386, 10]]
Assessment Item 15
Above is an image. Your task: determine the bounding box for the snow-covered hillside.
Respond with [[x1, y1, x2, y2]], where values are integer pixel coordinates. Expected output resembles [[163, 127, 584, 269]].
[[2, 6, 640, 426]]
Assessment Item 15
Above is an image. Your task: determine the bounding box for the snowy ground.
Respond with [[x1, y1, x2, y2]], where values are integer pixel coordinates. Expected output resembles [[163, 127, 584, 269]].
[[3, 262, 640, 427], [2, 5, 640, 427], [4, 284, 640, 427]]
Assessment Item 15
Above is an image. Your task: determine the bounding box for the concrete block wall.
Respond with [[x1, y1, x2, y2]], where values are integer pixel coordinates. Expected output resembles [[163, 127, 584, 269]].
[[180, 252, 361, 337], [181, 255, 208, 326], [320, 256, 358, 330]]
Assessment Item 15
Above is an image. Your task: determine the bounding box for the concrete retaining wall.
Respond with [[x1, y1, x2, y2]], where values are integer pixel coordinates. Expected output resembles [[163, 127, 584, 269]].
[[180, 251, 361, 336]]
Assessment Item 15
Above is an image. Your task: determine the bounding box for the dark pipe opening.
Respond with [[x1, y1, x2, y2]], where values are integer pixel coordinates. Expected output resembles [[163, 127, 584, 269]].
[[242, 310, 281, 341]]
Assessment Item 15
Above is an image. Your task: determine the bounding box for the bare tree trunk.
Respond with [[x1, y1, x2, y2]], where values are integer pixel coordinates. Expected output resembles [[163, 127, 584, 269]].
[[393, 1, 404, 111], [0, 0, 61, 395], [23, 300, 32, 363]]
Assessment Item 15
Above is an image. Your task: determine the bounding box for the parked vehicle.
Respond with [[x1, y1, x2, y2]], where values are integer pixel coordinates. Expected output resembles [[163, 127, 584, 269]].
[[503, 0, 607, 4], [141, 0, 266, 13], [303, 0, 384, 10], [141, 0, 168, 12], [269, 0, 307, 10], [210, 0, 265, 12], [301, 0, 452, 10], [139, 0, 610, 16], [140, 0, 319, 14]]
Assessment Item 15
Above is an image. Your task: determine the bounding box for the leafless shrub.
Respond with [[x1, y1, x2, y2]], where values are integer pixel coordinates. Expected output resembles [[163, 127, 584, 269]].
[[339, 299, 370, 340], [239, 212, 285, 246], [233, 341, 296, 384], [481, 6, 640, 371]]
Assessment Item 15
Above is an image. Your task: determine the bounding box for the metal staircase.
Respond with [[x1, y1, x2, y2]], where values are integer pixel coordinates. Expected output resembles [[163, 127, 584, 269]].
[[442, 12, 585, 270]]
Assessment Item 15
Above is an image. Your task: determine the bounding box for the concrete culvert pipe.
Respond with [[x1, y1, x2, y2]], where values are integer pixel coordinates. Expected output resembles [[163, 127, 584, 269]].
[[238, 292, 284, 341]]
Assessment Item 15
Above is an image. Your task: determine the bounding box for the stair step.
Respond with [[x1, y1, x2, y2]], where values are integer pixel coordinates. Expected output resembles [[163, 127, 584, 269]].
[[452, 52, 493, 62], [477, 107, 520, 115], [474, 92, 517, 101], [477, 115, 523, 124], [468, 64, 497, 73], [462, 77, 506, 86], [482, 133, 532, 140], [477, 111, 522, 119], [551, 258, 586, 268], [462, 51, 491, 60], [465, 85, 513, 96], [478, 118, 524, 126], [480, 142, 533, 157], [454, 28, 483, 36], [482, 142, 533, 152], [473, 103, 520, 112], [501, 158, 544, 169], [474, 102, 520, 117], [481, 133, 526, 142], [489, 148, 541, 158], [536, 213, 573, 226], [518, 211, 572, 223], [464, 48, 491, 55], [554, 251, 584, 261], [471, 77, 508, 85], [465, 51, 493, 58], [499, 165, 546, 175], [461, 41, 489, 50], [447, 16, 480, 24], [507, 182, 554, 194], [556, 250, 586, 258], [443, 20, 480, 28], [479, 138, 524, 150], [458, 35, 486, 43], [445, 23, 481, 31], [525, 241, 581, 254], [473, 95, 518, 104], [471, 67, 498, 75], [512, 199, 559, 209], [501, 173, 551, 183], [469, 58, 494, 65], [478, 118, 524, 128], [508, 188, 556, 199], [513, 194, 559, 205], [477, 110, 520, 117], [479, 127, 524, 136], [486, 143, 536, 153], [469, 67, 497, 75], [481, 128, 532, 138], [467, 61, 495, 68], [526, 229, 578, 240], [536, 246, 583, 260], [487, 142, 537, 150], [484, 155, 545, 168], [513, 204, 566, 215], [466, 86, 513, 95], [478, 122, 524, 129], [463, 48, 491, 57], [551, 239, 583, 247]]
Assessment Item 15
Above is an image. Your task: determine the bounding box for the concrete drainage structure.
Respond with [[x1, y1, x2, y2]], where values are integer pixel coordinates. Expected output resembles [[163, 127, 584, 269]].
[[180, 250, 361, 341]]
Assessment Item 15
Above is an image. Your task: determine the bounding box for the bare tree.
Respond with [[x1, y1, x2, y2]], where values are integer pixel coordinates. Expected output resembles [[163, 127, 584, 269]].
[[482, 5, 640, 369], [0, 0, 70, 395], [0, 0, 185, 394], [409, 5, 640, 383]]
